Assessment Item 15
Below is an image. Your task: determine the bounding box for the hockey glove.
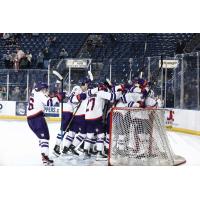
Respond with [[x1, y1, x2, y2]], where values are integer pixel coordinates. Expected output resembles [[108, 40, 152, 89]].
[[56, 92, 66, 102], [137, 100, 145, 108], [77, 93, 87, 101], [98, 84, 108, 91], [123, 83, 132, 91], [104, 80, 112, 90]]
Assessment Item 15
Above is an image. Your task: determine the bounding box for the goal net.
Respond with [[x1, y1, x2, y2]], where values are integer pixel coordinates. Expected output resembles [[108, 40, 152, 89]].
[[108, 108, 186, 166]]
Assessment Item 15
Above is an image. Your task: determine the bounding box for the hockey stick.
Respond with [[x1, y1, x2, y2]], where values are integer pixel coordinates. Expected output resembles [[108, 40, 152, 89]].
[[62, 70, 93, 136], [61, 70, 93, 137], [88, 70, 94, 81], [63, 100, 82, 135], [148, 55, 163, 93], [135, 34, 149, 78], [102, 78, 113, 131], [144, 55, 164, 102], [52, 70, 64, 123]]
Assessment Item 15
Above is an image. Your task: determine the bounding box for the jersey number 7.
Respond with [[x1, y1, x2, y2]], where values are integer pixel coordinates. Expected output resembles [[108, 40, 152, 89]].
[[86, 98, 95, 112]]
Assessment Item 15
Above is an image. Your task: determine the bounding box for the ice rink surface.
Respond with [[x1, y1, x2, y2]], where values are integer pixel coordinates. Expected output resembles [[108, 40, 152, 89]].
[[0, 120, 200, 166]]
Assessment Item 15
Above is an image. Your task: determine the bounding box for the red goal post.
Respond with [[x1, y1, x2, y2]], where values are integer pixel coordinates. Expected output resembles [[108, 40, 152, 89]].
[[108, 107, 186, 166]]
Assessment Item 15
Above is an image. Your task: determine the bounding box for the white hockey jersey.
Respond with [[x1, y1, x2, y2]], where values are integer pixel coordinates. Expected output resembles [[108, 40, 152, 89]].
[[27, 89, 59, 118], [62, 87, 85, 113], [112, 84, 123, 93], [85, 90, 121, 120], [63, 96, 74, 113], [116, 91, 143, 108], [70, 86, 99, 116], [145, 97, 157, 107]]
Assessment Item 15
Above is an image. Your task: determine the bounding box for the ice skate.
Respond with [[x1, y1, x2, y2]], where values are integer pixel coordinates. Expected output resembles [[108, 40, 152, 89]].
[[62, 146, 70, 156], [96, 151, 108, 161], [69, 144, 79, 156], [103, 147, 109, 156], [53, 145, 61, 157], [42, 153, 54, 166], [89, 148, 98, 157], [82, 150, 91, 160]]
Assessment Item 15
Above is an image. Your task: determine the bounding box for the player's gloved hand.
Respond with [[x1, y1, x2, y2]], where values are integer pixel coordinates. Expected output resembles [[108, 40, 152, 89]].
[[115, 84, 126, 92], [141, 88, 148, 98], [123, 83, 132, 91], [116, 84, 124, 92], [104, 80, 112, 90], [56, 92, 66, 102], [77, 93, 87, 101], [137, 100, 145, 108], [98, 83, 107, 91]]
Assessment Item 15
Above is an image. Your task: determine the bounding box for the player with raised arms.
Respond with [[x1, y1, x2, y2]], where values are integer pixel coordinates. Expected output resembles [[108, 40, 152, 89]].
[[61, 78, 99, 157], [27, 81, 65, 166], [82, 82, 123, 161]]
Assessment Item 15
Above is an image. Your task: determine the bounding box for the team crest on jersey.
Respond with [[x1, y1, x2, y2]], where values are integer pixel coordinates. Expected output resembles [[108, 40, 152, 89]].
[[41, 133, 44, 137], [79, 128, 82, 131]]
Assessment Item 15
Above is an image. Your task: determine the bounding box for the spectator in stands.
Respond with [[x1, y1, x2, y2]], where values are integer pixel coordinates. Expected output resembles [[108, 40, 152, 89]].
[[45, 37, 52, 47], [19, 54, 29, 69], [51, 36, 57, 47], [0, 87, 7, 100], [109, 34, 117, 42], [10, 36, 18, 46], [10, 52, 17, 68], [3, 33, 11, 40], [109, 33, 117, 48], [2, 50, 12, 68], [14, 47, 25, 71], [86, 39, 94, 53], [175, 40, 186, 54], [26, 51, 32, 67], [10, 86, 21, 101], [4, 34, 18, 47], [43, 47, 50, 69], [59, 48, 68, 59], [0, 87, 3, 100], [16, 48, 25, 60], [36, 51, 44, 68], [20, 87, 28, 101]]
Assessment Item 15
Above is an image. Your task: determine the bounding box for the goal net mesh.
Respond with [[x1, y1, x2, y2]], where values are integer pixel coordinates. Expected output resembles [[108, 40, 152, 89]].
[[108, 108, 186, 166]]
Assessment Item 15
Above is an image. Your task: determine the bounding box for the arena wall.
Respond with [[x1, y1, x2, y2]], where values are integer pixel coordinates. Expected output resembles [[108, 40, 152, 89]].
[[168, 109, 200, 136], [0, 101, 60, 122], [0, 101, 199, 135]]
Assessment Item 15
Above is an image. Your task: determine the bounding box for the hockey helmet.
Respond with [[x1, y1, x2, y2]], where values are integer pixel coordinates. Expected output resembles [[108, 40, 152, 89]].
[[79, 77, 91, 86], [138, 78, 148, 87], [35, 81, 48, 91]]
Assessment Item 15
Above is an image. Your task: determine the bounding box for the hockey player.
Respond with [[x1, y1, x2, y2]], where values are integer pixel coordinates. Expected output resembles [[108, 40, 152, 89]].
[[83, 83, 122, 161], [61, 78, 99, 156], [103, 83, 126, 154], [136, 79, 162, 108], [109, 82, 141, 152], [129, 79, 161, 156], [27, 81, 65, 166], [53, 91, 74, 157]]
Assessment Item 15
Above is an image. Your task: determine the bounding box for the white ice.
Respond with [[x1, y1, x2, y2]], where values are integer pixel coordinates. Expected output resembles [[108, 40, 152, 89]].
[[0, 120, 200, 166]]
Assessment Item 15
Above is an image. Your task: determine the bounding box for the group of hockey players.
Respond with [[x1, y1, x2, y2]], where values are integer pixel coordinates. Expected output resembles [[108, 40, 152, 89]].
[[27, 74, 162, 166]]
